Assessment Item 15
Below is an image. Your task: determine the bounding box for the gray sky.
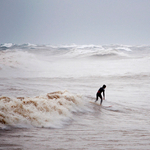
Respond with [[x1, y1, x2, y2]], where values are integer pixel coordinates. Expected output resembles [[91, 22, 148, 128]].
[[0, 0, 150, 45]]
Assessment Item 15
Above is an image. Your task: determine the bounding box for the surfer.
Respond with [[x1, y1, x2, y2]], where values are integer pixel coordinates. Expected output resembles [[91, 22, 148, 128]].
[[95, 84, 106, 105]]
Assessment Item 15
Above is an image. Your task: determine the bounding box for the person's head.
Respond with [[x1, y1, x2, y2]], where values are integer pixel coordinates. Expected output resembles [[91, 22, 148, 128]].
[[103, 84, 106, 89]]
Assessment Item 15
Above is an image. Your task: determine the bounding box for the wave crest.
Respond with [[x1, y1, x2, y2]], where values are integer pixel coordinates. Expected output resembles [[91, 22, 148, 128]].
[[0, 91, 85, 128]]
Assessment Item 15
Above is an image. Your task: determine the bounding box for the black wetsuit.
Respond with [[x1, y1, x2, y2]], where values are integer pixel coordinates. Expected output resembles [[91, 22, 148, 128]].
[[96, 87, 105, 104]]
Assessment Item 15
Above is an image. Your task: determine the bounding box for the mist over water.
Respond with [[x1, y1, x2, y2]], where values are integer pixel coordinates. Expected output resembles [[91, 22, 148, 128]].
[[0, 43, 150, 149]]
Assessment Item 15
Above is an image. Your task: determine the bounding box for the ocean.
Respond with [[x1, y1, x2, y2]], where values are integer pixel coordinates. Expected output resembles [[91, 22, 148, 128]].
[[0, 43, 150, 149]]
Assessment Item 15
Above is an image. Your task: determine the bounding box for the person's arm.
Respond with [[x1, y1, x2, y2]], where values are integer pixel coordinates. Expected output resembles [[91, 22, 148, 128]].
[[103, 90, 105, 100]]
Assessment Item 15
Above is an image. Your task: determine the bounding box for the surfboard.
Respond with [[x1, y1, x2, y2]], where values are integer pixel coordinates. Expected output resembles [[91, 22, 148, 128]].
[[90, 101, 101, 106], [89, 101, 112, 107]]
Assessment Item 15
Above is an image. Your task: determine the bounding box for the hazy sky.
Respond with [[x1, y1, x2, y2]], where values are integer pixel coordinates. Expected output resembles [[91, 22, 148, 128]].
[[0, 0, 150, 45]]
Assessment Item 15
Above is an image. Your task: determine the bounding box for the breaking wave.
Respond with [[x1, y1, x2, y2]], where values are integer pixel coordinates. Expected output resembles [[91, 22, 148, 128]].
[[1, 43, 150, 60], [0, 43, 134, 58], [0, 91, 86, 128], [0, 43, 150, 79]]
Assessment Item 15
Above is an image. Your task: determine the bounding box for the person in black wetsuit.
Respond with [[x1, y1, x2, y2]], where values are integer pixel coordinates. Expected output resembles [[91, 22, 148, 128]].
[[95, 84, 106, 105]]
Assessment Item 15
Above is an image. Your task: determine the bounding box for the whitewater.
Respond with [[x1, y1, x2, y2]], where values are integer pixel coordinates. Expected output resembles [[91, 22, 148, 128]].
[[0, 43, 150, 149]]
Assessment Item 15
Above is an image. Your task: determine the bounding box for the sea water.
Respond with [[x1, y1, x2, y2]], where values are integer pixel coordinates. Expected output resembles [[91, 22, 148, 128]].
[[0, 43, 150, 149]]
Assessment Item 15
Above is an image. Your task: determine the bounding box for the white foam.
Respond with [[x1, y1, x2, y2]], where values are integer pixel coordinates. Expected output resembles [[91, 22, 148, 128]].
[[115, 47, 132, 51], [0, 91, 87, 128], [1, 43, 14, 48]]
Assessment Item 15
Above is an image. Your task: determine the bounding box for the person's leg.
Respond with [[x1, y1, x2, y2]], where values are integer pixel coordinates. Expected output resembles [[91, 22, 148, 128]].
[[95, 93, 98, 102]]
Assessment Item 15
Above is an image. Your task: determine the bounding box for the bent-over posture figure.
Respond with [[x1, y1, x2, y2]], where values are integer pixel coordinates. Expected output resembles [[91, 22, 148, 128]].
[[95, 85, 106, 105]]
